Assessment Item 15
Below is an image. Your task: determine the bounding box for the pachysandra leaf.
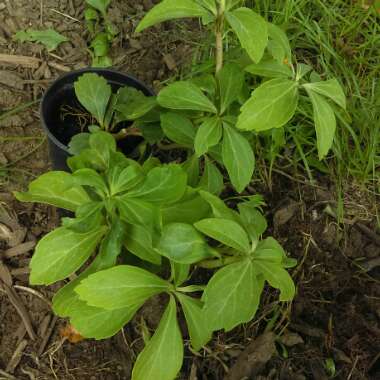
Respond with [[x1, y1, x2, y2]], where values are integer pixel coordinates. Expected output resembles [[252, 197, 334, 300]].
[[14, 172, 90, 212], [217, 63, 245, 114], [157, 223, 212, 264], [305, 89, 336, 159], [161, 112, 196, 146], [127, 165, 188, 204], [222, 125, 255, 192], [194, 218, 250, 253], [30, 225, 108, 285], [176, 293, 212, 351], [132, 296, 183, 380], [86, 0, 111, 16], [245, 59, 293, 79], [158, 81, 217, 114], [183, 154, 200, 187], [171, 262, 190, 286], [253, 237, 285, 263], [225, 8, 268, 63], [238, 202, 268, 241], [198, 190, 238, 221], [202, 259, 263, 331], [199, 157, 224, 195], [74, 73, 112, 127], [267, 23, 292, 64], [303, 78, 346, 110], [108, 165, 144, 195], [195, 116, 222, 157], [76, 265, 170, 310], [237, 78, 298, 131]]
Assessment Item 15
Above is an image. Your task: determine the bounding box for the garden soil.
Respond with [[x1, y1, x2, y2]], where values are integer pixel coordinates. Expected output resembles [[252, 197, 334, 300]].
[[0, 1, 379, 379]]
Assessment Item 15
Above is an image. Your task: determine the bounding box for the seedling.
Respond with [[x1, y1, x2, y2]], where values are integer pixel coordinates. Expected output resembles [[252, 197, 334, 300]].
[[85, 0, 118, 67]]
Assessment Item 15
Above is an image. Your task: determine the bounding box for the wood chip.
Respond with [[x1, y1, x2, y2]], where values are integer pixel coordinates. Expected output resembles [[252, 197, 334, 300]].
[[38, 316, 58, 356], [0, 54, 41, 69], [0, 369, 17, 380], [163, 53, 177, 71], [0, 70, 24, 90], [4, 241, 36, 258], [6, 339, 28, 373], [47, 61, 71, 72], [0, 260, 12, 285]]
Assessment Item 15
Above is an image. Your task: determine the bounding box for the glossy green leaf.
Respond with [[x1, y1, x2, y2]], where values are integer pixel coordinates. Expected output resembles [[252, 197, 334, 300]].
[[161, 113, 196, 146], [158, 81, 217, 113], [68, 133, 90, 155], [76, 265, 170, 310], [14, 172, 90, 212], [199, 157, 224, 195], [125, 225, 161, 265], [237, 78, 298, 131], [194, 218, 250, 253], [136, 0, 210, 32], [73, 168, 108, 193], [127, 165, 187, 204], [15, 29, 68, 51], [176, 293, 212, 351], [115, 87, 157, 121], [305, 89, 336, 159], [74, 73, 112, 127], [245, 59, 293, 78], [53, 220, 126, 317], [86, 0, 111, 16], [171, 262, 190, 286], [222, 125, 255, 192], [90, 32, 109, 57], [195, 0, 217, 14], [132, 296, 183, 380], [303, 78, 346, 110], [108, 165, 144, 195], [195, 116, 222, 157], [157, 223, 212, 264], [253, 237, 285, 263], [199, 190, 237, 221], [225, 8, 268, 63], [202, 259, 263, 331], [30, 226, 107, 285], [217, 63, 245, 114], [183, 154, 200, 187], [238, 202, 267, 241]]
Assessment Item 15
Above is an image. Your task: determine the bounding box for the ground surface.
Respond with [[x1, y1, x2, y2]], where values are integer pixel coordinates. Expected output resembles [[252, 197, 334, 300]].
[[0, 1, 379, 379]]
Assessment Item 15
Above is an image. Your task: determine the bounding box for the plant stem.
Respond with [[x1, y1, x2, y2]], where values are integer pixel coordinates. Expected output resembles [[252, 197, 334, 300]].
[[197, 255, 241, 269], [112, 126, 142, 141], [215, 0, 226, 74]]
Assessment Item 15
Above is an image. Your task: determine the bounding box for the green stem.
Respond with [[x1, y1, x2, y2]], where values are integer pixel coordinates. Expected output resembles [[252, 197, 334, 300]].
[[215, 0, 226, 74], [197, 255, 241, 269]]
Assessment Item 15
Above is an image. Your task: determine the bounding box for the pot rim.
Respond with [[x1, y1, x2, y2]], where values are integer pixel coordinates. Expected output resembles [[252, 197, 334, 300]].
[[40, 67, 154, 153]]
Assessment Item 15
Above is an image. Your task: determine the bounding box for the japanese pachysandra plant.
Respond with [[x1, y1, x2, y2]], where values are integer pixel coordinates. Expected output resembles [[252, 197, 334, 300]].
[[136, 0, 347, 193]]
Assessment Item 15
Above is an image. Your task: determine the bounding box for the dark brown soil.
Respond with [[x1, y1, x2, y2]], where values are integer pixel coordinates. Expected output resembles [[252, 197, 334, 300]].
[[1, 1, 379, 380]]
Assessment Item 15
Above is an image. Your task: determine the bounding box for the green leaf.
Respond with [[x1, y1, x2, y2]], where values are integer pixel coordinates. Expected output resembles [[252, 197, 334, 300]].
[[253, 237, 285, 263], [115, 87, 157, 121], [195, 117, 222, 157], [158, 81, 217, 113], [132, 296, 183, 380], [108, 165, 144, 195], [86, 0, 111, 16], [199, 190, 237, 220], [171, 262, 190, 286], [76, 265, 170, 310], [194, 218, 250, 253], [176, 293, 212, 351], [30, 226, 107, 285], [195, 0, 217, 14], [90, 32, 110, 57], [222, 125, 255, 192], [70, 303, 141, 340], [237, 78, 298, 131], [14, 29, 68, 51], [191, 74, 217, 96], [117, 197, 160, 230], [161, 113, 196, 146], [253, 260, 295, 301], [238, 202, 267, 241], [199, 158, 224, 196], [305, 89, 336, 159], [217, 63, 245, 114], [127, 165, 187, 204], [157, 223, 212, 264], [183, 154, 200, 187], [68, 133, 90, 155], [73, 168, 108, 194], [245, 59, 293, 78], [136, 0, 210, 32], [225, 8, 268, 63], [74, 73, 112, 127], [303, 78, 346, 110], [202, 259, 263, 331], [53, 220, 126, 317], [267, 23, 292, 64], [14, 172, 90, 212], [161, 191, 211, 225], [125, 225, 161, 265]]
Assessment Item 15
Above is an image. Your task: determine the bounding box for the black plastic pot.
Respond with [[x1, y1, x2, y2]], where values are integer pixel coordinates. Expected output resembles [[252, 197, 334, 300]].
[[40, 68, 154, 171]]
